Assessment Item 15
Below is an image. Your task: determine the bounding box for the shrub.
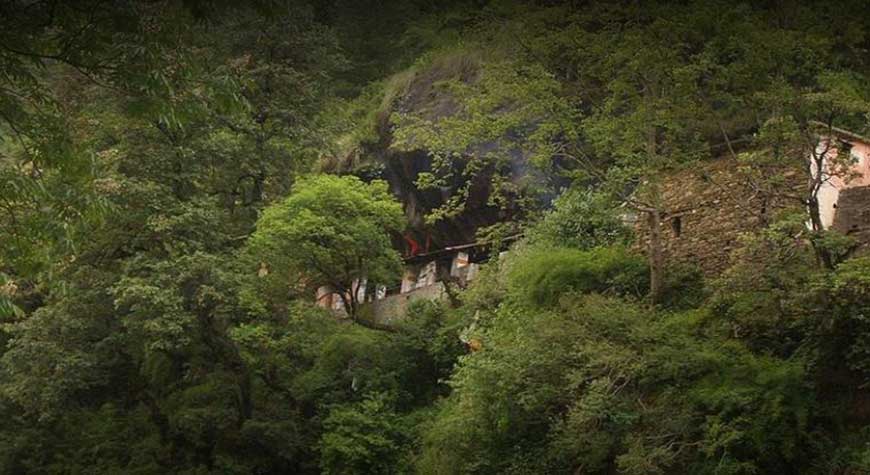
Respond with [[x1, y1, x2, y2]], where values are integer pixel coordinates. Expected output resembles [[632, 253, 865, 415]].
[[508, 245, 648, 306], [527, 188, 632, 250]]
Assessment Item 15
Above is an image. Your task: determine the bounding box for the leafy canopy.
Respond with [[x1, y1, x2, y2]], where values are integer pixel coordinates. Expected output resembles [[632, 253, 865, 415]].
[[250, 175, 405, 314]]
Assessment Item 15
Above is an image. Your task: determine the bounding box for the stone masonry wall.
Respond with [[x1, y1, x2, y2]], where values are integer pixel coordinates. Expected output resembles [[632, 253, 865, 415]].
[[832, 185, 870, 249], [635, 158, 803, 276], [365, 282, 446, 326]]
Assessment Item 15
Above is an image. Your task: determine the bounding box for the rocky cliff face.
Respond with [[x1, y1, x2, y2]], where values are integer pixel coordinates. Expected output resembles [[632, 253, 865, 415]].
[[378, 148, 504, 248], [361, 52, 546, 250]]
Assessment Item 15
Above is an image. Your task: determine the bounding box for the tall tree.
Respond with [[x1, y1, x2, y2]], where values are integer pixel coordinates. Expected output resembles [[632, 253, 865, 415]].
[[249, 175, 405, 328]]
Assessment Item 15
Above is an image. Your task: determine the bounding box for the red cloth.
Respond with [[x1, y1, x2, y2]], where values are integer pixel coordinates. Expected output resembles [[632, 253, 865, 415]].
[[404, 234, 421, 256]]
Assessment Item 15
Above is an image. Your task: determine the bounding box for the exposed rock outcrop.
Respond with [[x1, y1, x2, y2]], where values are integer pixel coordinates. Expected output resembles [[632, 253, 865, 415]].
[[348, 52, 548, 250]]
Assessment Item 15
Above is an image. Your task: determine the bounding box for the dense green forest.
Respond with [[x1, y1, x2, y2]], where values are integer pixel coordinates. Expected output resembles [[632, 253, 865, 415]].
[[3, 1, 870, 473]]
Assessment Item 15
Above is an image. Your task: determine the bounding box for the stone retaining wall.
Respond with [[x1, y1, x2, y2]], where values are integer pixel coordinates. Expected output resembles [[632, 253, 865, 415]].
[[365, 282, 446, 325]]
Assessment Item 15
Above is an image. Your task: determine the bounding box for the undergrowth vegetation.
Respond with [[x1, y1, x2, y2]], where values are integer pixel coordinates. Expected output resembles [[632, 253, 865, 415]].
[[3, 1, 870, 474]]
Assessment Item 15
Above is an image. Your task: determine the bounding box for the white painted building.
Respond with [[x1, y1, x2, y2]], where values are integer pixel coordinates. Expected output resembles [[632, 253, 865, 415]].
[[813, 127, 870, 230]]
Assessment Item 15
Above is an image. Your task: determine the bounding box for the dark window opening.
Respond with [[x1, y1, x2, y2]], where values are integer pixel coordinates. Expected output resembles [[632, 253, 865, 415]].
[[839, 140, 853, 156], [671, 216, 682, 237]]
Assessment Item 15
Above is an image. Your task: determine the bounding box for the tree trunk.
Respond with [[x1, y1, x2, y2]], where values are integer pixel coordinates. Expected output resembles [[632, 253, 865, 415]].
[[807, 195, 823, 232], [647, 208, 665, 303], [807, 195, 835, 269], [805, 140, 838, 269], [642, 84, 664, 302]]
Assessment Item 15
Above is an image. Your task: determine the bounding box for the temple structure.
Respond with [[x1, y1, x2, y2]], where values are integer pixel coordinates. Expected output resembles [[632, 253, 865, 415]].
[[315, 243, 487, 323]]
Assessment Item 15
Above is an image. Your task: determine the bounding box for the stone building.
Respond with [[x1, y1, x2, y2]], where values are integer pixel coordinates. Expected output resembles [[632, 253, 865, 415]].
[[636, 127, 870, 276], [633, 156, 801, 276]]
